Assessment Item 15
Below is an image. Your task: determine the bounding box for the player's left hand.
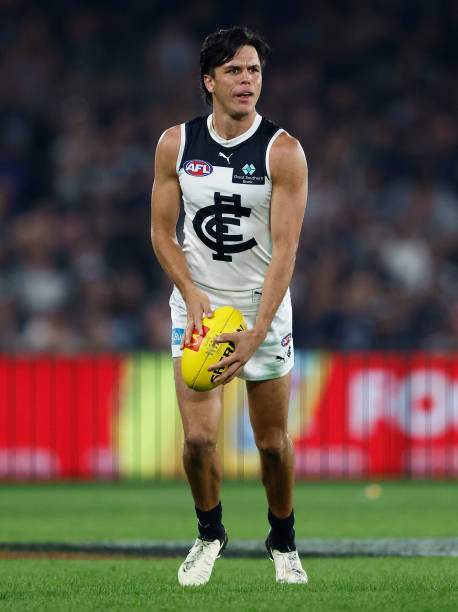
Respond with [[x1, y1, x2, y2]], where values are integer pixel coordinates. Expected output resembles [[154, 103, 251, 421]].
[[208, 328, 265, 385]]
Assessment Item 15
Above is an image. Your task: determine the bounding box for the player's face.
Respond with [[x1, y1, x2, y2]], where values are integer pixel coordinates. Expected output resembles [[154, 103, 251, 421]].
[[204, 45, 262, 118]]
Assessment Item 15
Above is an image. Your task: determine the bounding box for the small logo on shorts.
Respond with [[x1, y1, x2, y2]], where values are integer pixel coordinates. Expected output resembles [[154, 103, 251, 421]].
[[281, 333, 292, 347], [171, 328, 184, 345], [276, 345, 292, 362]]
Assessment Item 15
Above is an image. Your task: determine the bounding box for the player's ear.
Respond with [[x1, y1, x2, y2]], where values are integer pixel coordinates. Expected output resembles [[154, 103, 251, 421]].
[[203, 74, 214, 94]]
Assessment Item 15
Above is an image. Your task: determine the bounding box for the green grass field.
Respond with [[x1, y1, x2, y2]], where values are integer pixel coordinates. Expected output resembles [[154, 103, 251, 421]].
[[0, 558, 456, 611], [1, 480, 457, 541], [0, 481, 457, 610]]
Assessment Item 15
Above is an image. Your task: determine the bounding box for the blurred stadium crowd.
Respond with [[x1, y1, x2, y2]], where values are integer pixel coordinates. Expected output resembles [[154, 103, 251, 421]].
[[0, 0, 457, 351]]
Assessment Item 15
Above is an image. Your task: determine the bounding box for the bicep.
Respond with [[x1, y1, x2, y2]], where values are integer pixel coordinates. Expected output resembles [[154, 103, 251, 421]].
[[150, 127, 182, 238], [150, 174, 182, 238], [270, 138, 308, 249]]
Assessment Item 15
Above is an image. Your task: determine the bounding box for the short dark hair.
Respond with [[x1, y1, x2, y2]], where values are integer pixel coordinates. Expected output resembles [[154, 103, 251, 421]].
[[200, 26, 270, 105]]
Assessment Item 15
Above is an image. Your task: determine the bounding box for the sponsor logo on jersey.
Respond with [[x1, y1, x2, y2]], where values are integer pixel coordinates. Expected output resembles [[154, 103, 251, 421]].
[[184, 160, 213, 176], [281, 333, 292, 347], [171, 328, 184, 345], [242, 163, 256, 175], [233, 162, 265, 185], [185, 324, 210, 352]]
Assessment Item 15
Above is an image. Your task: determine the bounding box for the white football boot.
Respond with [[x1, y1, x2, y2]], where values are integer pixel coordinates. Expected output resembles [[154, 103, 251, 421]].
[[266, 533, 308, 584], [178, 532, 228, 586]]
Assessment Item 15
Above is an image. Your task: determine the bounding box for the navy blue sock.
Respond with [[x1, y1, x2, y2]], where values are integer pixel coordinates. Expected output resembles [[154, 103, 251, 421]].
[[195, 501, 225, 541], [268, 508, 296, 552]]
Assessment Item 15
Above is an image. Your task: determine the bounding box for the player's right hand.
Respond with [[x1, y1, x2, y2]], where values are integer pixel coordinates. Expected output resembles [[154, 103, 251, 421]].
[[180, 286, 213, 349]]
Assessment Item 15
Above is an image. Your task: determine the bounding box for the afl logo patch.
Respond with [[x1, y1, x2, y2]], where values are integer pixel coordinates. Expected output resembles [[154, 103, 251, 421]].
[[184, 160, 213, 176], [281, 333, 292, 347]]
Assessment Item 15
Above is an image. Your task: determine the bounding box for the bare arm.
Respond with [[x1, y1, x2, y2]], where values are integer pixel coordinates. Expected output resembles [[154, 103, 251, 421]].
[[253, 132, 308, 337], [209, 132, 308, 383], [150, 126, 213, 346]]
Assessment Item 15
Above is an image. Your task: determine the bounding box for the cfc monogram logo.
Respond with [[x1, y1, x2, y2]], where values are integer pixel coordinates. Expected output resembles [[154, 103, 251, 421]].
[[193, 192, 257, 262]]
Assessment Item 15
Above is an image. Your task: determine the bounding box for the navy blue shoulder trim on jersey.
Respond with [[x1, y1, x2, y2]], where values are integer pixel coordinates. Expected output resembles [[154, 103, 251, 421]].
[[258, 117, 282, 141], [179, 115, 284, 178], [181, 116, 207, 169]]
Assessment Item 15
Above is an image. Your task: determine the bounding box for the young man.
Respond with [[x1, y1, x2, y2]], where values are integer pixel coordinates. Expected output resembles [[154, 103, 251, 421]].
[[151, 26, 308, 586]]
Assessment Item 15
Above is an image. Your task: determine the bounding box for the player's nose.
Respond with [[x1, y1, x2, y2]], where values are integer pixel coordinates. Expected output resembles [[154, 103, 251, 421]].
[[239, 67, 252, 83]]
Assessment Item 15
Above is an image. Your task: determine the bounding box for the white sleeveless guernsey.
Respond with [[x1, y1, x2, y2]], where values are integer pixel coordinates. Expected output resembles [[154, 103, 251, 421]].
[[176, 113, 284, 291]]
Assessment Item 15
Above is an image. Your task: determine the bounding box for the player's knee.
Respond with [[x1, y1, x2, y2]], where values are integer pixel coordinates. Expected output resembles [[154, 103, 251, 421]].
[[184, 431, 217, 457], [255, 430, 287, 459]]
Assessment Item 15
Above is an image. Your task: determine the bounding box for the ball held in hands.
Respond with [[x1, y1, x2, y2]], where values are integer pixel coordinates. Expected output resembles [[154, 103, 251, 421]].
[[181, 306, 246, 391]]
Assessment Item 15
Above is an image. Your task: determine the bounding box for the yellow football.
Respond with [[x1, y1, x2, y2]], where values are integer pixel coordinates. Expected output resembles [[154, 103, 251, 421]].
[[181, 306, 247, 391]]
